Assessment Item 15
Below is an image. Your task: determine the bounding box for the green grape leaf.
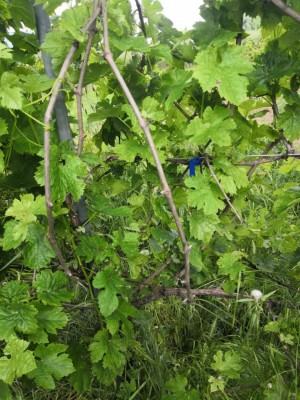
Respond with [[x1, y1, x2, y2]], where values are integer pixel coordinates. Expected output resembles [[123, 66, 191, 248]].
[[28, 303, 68, 344], [264, 321, 281, 333], [59, 4, 89, 41], [193, 45, 252, 105], [213, 157, 248, 189], [190, 245, 205, 272], [40, 0, 71, 14], [149, 43, 173, 63], [141, 97, 165, 121], [188, 210, 220, 242], [0, 72, 22, 109], [107, 0, 131, 36], [4, 196, 48, 254], [101, 205, 133, 218], [163, 374, 200, 400], [163, 69, 193, 109], [211, 350, 242, 379], [0, 380, 12, 399], [2, 220, 29, 250], [218, 174, 237, 195], [88, 101, 122, 123], [76, 234, 108, 264], [110, 35, 149, 52], [123, 238, 145, 277], [5, 194, 46, 223], [209, 376, 226, 393], [0, 337, 36, 385], [186, 175, 225, 215], [0, 302, 38, 340], [9, 0, 35, 29], [217, 251, 246, 280], [93, 268, 126, 317], [277, 104, 300, 141], [171, 187, 187, 208], [279, 333, 294, 345], [230, 167, 249, 189], [121, 231, 140, 259], [69, 343, 92, 393], [23, 223, 55, 269], [34, 270, 73, 306], [121, 104, 144, 135], [186, 107, 235, 147], [98, 289, 119, 318], [0, 117, 8, 137], [105, 299, 136, 336], [41, 31, 73, 58], [0, 42, 12, 60], [0, 281, 30, 303], [113, 137, 147, 163], [92, 360, 123, 386], [89, 330, 108, 363], [127, 193, 145, 206], [20, 74, 55, 93], [89, 329, 127, 372], [35, 144, 87, 202], [28, 343, 75, 389]]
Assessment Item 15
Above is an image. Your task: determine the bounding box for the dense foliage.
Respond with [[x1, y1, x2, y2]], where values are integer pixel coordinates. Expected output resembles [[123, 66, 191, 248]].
[[0, 0, 299, 398]]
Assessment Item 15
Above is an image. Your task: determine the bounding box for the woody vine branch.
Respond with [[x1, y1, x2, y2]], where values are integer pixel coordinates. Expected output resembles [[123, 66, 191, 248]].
[[101, 0, 193, 302]]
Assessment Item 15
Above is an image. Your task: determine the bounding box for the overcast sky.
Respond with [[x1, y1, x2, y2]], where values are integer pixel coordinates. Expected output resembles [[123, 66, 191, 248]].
[[57, 1, 203, 30], [158, 0, 203, 30]]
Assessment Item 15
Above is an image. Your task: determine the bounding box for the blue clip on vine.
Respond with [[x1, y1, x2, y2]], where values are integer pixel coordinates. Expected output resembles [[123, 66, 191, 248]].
[[188, 156, 202, 177]]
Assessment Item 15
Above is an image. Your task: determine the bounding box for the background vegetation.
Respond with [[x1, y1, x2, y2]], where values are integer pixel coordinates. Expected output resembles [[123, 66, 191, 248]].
[[0, 0, 299, 398]]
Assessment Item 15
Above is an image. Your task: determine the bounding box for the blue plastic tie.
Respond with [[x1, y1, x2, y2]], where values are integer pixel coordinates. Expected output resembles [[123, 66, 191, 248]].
[[188, 156, 202, 177]]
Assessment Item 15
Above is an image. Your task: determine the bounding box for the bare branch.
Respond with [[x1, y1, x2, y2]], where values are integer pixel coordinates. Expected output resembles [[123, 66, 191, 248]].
[[270, 0, 300, 23], [44, 42, 79, 275], [238, 153, 300, 166], [134, 287, 252, 307], [43, 5, 104, 273], [77, 1, 101, 157], [101, 0, 193, 302], [204, 156, 243, 223], [134, 257, 173, 292], [81, 5, 102, 34]]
